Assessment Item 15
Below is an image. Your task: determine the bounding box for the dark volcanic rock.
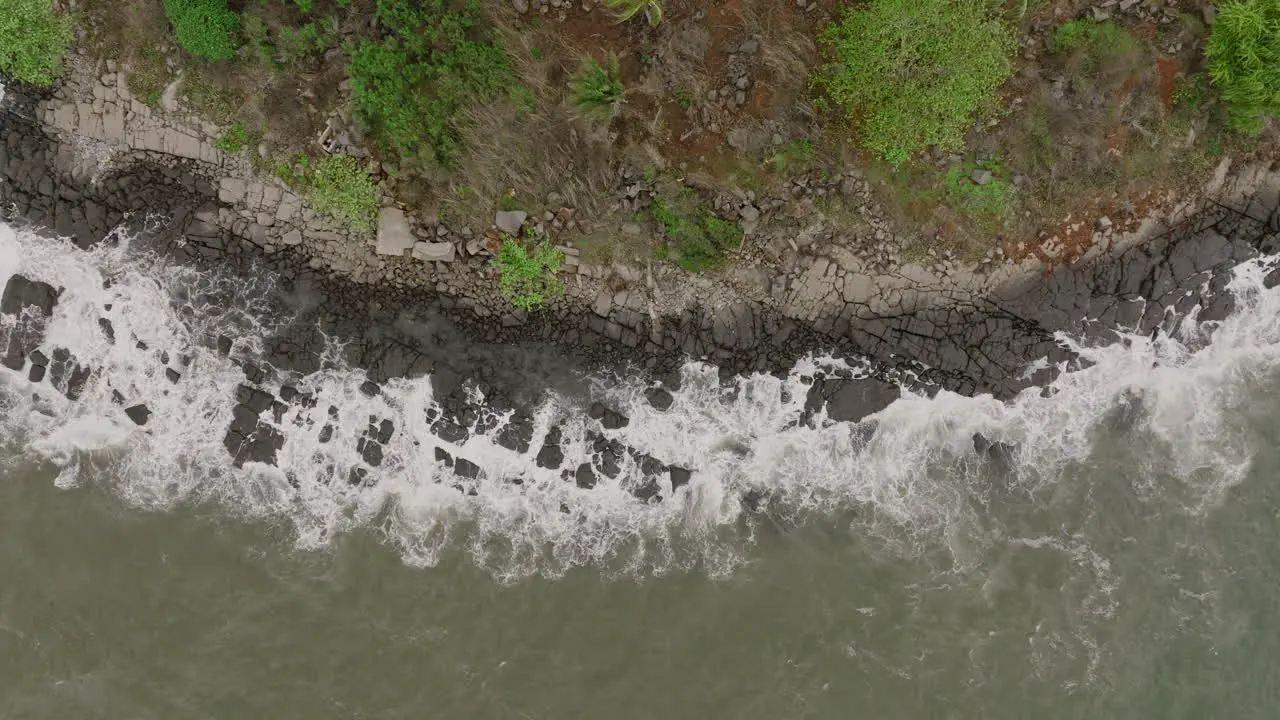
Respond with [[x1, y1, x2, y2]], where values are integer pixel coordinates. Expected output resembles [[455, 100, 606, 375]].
[[223, 403, 285, 467], [535, 426, 564, 469], [574, 462, 597, 489], [1, 275, 58, 317], [804, 377, 901, 424], [124, 404, 152, 426], [588, 402, 629, 430], [645, 386, 674, 411], [495, 414, 534, 453], [669, 466, 692, 492], [973, 433, 1015, 470]]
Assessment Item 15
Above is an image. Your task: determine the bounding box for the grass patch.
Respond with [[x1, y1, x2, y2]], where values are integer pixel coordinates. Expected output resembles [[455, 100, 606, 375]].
[[652, 187, 742, 272], [943, 159, 1014, 222], [1050, 18, 1142, 75], [1206, 0, 1280, 133], [215, 124, 251, 152], [495, 237, 564, 311], [180, 71, 240, 125], [347, 0, 511, 167], [163, 0, 240, 60], [767, 138, 814, 174], [571, 55, 625, 121], [0, 0, 74, 86], [813, 0, 1014, 164]]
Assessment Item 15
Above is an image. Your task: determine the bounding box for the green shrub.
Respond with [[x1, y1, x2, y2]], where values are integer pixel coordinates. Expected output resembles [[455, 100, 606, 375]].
[[347, 0, 510, 166], [813, 0, 1014, 164], [307, 155, 378, 231], [571, 55, 625, 121], [276, 154, 378, 230], [606, 0, 663, 27], [163, 0, 241, 60], [277, 21, 331, 63], [653, 195, 742, 272], [0, 0, 74, 86], [1206, 0, 1280, 133], [215, 125, 250, 152], [495, 238, 564, 311], [243, 15, 275, 66]]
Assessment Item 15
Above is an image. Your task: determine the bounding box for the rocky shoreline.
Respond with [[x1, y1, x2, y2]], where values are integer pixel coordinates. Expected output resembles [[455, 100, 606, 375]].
[[4, 67, 1280, 412], [5, 65, 1280, 503]]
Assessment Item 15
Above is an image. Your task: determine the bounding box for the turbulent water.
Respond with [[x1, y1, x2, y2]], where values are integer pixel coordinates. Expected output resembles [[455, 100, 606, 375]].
[[3, 214, 1280, 717]]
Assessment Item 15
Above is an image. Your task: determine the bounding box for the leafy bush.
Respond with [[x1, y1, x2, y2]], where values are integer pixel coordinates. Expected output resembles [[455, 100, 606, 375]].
[[276, 154, 378, 230], [1206, 0, 1280, 133], [163, 0, 241, 61], [0, 0, 74, 86], [496, 239, 564, 311], [307, 155, 378, 231], [606, 0, 663, 27], [813, 0, 1014, 164], [653, 195, 742, 272], [348, 0, 510, 166], [572, 55, 625, 121]]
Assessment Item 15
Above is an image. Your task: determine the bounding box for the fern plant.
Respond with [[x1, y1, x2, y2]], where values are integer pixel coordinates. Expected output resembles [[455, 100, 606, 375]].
[[607, 0, 663, 27], [1206, 0, 1280, 133], [571, 55, 625, 121]]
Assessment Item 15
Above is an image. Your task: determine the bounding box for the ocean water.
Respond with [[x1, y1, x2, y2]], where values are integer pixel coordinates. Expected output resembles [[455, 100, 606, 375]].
[[2, 216, 1279, 718]]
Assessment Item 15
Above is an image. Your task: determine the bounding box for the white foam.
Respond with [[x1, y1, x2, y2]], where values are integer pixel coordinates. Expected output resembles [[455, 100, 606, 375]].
[[1, 219, 1276, 579]]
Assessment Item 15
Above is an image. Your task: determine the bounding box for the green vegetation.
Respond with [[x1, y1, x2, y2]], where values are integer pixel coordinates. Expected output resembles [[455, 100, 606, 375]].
[[243, 15, 274, 65], [1206, 0, 1280, 133], [215, 125, 251, 152], [495, 238, 564, 311], [277, 21, 332, 64], [275, 154, 378, 230], [768, 138, 814, 174], [0, 0, 74, 86], [606, 0, 663, 27], [1050, 18, 1141, 68], [180, 72, 239, 125], [571, 56, 625, 121], [347, 0, 510, 166], [943, 159, 1014, 221], [306, 155, 378, 231], [653, 191, 742, 272], [813, 0, 1014, 164], [510, 85, 536, 116], [162, 0, 240, 61]]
